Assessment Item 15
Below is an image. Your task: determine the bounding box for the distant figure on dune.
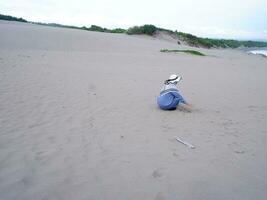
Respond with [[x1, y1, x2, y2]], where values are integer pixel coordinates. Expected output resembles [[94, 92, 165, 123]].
[[157, 74, 193, 111]]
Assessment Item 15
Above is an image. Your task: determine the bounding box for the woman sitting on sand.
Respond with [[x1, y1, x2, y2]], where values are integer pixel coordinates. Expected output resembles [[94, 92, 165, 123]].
[[157, 74, 192, 111]]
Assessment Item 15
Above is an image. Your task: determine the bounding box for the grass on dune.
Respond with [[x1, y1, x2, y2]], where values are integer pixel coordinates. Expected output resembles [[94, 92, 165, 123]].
[[160, 49, 206, 56]]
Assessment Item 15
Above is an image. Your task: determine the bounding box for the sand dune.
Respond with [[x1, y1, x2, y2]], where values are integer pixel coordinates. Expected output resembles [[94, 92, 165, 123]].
[[0, 20, 267, 200]]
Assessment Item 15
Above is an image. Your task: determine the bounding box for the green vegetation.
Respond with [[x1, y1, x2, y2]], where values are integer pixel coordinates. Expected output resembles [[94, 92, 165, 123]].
[[0, 14, 27, 22], [176, 32, 267, 48], [110, 28, 126, 33], [34, 23, 126, 33], [83, 25, 126, 33], [160, 49, 206, 56], [1, 13, 267, 48], [82, 25, 125, 33], [33, 22, 81, 30], [126, 25, 157, 35], [86, 25, 108, 32]]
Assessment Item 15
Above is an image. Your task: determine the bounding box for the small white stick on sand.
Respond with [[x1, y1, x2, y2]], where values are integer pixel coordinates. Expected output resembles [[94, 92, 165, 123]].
[[175, 136, 196, 149]]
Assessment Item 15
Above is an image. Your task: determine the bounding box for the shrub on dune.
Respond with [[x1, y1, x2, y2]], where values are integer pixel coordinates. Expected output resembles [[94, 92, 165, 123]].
[[126, 24, 157, 36]]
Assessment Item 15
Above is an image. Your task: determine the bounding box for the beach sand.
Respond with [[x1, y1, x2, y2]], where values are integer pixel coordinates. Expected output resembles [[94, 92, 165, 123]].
[[0, 20, 267, 200]]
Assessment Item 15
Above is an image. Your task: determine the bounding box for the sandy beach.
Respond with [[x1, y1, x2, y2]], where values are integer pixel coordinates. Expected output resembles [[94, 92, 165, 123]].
[[0, 20, 267, 200]]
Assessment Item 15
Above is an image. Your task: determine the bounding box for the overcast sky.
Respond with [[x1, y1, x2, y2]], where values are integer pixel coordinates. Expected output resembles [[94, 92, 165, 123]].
[[1, 0, 267, 40]]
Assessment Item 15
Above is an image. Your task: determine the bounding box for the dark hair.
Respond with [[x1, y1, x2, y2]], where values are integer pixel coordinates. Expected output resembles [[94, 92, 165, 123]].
[[164, 79, 170, 85]]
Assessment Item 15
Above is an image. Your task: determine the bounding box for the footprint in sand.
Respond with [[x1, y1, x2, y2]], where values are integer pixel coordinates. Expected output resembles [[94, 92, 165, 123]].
[[248, 105, 258, 111], [161, 125, 173, 132], [18, 54, 30, 58], [172, 152, 179, 157], [88, 84, 96, 95], [152, 169, 164, 179], [21, 176, 34, 186], [234, 150, 245, 154], [154, 192, 165, 200], [47, 136, 56, 143]]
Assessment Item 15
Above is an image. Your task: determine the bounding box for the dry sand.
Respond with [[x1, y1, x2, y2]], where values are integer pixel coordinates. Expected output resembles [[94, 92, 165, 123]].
[[0, 20, 267, 200]]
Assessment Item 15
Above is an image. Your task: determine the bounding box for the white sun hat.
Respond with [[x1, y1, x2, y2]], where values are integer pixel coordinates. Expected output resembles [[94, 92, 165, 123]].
[[168, 74, 182, 84]]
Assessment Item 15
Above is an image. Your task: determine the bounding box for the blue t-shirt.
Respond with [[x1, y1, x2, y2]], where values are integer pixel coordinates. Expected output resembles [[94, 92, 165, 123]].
[[157, 83, 186, 110]]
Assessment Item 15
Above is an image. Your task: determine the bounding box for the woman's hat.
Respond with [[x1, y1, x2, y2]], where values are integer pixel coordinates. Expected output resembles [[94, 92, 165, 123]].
[[168, 74, 182, 84]]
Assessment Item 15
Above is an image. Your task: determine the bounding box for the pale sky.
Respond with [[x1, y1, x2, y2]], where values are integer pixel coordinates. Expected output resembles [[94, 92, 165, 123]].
[[1, 0, 267, 40]]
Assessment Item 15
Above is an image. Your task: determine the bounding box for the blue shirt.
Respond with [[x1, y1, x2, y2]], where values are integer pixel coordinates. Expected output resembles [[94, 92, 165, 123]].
[[157, 83, 186, 110]]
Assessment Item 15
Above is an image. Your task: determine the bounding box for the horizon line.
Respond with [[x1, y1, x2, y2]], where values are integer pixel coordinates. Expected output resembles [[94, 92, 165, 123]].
[[1, 12, 267, 43]]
